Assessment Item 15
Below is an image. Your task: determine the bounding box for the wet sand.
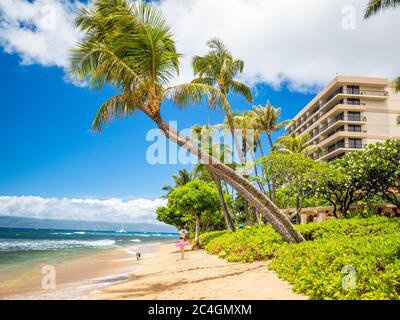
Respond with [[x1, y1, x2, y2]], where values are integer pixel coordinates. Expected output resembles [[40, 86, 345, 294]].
[[0, 243, 160, 300], [88, 243, 307, 300]]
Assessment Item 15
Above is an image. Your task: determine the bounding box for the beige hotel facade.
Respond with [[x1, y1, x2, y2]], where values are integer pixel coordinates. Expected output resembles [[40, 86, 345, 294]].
[[286, 76, 400, 162]]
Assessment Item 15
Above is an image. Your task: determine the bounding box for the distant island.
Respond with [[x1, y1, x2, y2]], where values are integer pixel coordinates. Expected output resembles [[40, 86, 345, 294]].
[[0, 216, 177, 233]]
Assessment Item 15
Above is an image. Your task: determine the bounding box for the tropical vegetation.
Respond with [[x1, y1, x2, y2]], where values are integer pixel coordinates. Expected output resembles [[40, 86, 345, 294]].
[[200, 217, 400, 300]]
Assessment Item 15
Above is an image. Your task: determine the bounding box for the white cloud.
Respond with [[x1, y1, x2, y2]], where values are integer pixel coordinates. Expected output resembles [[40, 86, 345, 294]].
[[0, 0, 83, 69], [156, 0, 400, 91], [0, 195, 167, 224], [0, 0, 399, 92]]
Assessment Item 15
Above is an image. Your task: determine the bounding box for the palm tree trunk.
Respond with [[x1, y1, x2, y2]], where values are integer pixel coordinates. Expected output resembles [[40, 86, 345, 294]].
[[217, 172, 295, 241], [211, 171, 236, 231], [226, 110, 245, 165], [243, 201, 252, 225], [147, 111, 304, 243], [267, 133, 274, 150], [267, 133, 277, 202], [257, 135, 265, 157], [194, 214, 201, 250]]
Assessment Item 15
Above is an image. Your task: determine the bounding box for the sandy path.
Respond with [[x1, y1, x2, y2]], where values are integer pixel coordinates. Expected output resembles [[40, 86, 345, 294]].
[[88, 243, 307, 300]]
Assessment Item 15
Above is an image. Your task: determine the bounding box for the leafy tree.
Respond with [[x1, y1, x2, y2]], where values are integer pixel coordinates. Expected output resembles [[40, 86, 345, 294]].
[[70, 0, 303, 243], [315, 160, 366, 218], [162, 168, 196, 198], [263, 153, 325, 222], [345, 139, 400, 209], [166, 180, 221, 249], [156, 206, 184, 228]]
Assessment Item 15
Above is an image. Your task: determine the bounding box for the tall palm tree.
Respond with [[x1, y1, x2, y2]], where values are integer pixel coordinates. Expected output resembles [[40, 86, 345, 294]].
[[162, 168, 195, 198], [70, 0, 303, 243], [365, 0, 400, 92], [249, 102, 288, 202], [192, 125, 236, 231], [231, 111, 255, 164], [192, 39, 253, 165], [250, 101, 289, 150]]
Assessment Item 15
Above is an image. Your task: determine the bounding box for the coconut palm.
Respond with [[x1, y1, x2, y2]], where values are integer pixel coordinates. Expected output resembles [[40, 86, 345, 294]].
[[192, 125, 236, 231], [70, 0, 303, 243], [364, 0, 400, 18], [275, 134, 321, 157], [162, 168, 195, 198], [250, 101, 289, 150], [192, 39, 252, 165]]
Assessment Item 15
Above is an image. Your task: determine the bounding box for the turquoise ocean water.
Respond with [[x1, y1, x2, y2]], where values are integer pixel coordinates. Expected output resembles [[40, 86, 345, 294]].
[[0, 227, 178, 279]]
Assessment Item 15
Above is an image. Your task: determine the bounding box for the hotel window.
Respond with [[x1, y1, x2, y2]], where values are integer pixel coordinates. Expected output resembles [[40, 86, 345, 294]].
[[348, 111, 361, 121], [347, 98, 361, 105], [335, 112, 344, 121], [336, 139, 345, 149], [347, 85, 360, 94], [349, 138, 362, 149], [348, 124, 362, 132]]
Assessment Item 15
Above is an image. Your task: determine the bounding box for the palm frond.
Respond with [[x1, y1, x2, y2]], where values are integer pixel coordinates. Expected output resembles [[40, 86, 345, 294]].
[[364, 0, 400, 18], [164, 83, 230, 112], [230, 80, 253, 103], [92, 94, 140, 132]]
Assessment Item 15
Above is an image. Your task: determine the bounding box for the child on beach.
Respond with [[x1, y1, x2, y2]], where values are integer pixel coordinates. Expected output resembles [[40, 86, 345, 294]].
[[136, 252, 141, 261]]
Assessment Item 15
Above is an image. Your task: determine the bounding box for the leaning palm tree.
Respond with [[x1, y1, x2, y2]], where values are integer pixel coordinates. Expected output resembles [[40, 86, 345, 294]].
[[70, 0, 303, 243], [364, 0, 400, 18], [192, 39, 252, 165], [365, 0, 400, 92]]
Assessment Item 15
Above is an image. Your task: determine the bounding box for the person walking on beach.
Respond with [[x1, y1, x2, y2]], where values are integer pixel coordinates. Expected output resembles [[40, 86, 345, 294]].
[[136, 252, 141, 261]]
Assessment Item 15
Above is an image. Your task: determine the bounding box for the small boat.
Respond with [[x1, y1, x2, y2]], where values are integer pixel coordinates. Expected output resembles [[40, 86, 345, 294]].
[[116, 224, 127, 233]]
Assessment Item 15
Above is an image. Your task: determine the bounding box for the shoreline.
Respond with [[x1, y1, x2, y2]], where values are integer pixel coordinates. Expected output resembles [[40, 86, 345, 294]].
[[88, 243, 307, 300], [0, 242, 163, 300]]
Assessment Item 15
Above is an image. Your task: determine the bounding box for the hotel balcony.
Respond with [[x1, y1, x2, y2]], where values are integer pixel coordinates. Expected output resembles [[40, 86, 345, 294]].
[[287, 88, 388, 135], [309, 115, 367, 144], [318, 142, 367, 162]]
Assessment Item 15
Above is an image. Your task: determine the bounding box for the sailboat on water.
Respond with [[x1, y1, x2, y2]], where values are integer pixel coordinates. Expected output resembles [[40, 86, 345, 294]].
[[116, 224, 127, 233]]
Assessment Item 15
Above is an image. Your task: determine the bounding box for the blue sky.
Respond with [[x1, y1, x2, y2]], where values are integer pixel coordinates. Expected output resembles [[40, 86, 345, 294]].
[[0, 51, 313, 199]]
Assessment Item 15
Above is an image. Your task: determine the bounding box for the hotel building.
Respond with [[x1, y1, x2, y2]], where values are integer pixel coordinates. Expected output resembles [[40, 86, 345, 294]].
[[286, 76, 400, 162]]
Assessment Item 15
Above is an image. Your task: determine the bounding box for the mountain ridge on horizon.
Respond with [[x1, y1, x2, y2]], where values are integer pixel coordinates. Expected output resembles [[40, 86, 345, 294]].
[[0, 216, 177, 233]]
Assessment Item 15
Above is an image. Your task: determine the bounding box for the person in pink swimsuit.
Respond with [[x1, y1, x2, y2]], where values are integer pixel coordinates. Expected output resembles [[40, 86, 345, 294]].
[[176, 227, 190, 260]]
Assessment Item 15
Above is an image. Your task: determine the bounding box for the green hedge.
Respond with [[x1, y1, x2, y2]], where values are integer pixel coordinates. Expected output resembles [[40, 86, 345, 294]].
[[200, 217, 400, 300]]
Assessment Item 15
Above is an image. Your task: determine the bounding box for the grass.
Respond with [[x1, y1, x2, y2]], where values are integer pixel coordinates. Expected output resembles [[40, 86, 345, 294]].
[[199, 217, 400, 300]]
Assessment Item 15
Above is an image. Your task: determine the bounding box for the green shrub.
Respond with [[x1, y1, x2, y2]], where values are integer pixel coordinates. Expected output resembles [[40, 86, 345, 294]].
[[204, 225, 284, 262], [199, 230, 231, 248], [201, 217, 400, 300]]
